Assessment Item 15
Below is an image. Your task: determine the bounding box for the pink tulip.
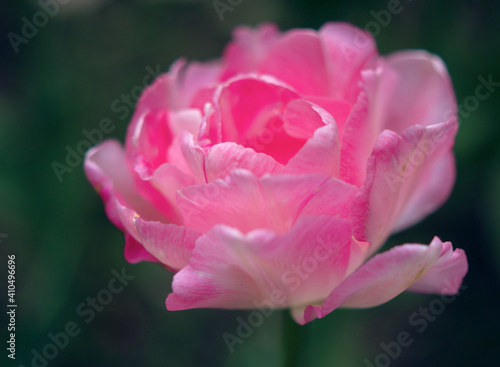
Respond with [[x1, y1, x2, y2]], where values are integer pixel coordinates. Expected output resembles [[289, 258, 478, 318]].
[[85, 23, 467, 324]]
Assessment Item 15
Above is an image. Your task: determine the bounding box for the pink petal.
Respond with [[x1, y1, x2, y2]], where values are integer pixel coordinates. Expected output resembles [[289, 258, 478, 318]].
[[319, 22, 377, 103], [124, 72, 176, 163], [124, 110, 183, 222], [340, 78, 395, 187], [132, 217, 202, 272], [212, 76, 305, 163], [300, 237, 467, 324], [340, 52, 456, 187], [221, 23, 281, 80], [382, 51, 457, 134], [176, 60, 222, 108], [85, 140, 167, 224], [85, 140, 169, 263], [282, 123, 340, 178], [408, 239, 468, 294], [149, 163, 197, 210], [128, 109, 172, 180], [118, 70, 197, 222], [179, 131, 207, 184], [282, 99, 333, 140], [216, 76, 299, 142], [305, 97, 352, 140], [351, 119, 458, 252], [260, 29, 331, 96], [392, 152, 456, 232], [85, 140, 133, 227], [176, 169, 357, 234], [205, 142, 282, 182], [166, 217, 354, 310], [124, 234, 159, 264], [110, 193, 199, 272], [168, 108, 203, 138]]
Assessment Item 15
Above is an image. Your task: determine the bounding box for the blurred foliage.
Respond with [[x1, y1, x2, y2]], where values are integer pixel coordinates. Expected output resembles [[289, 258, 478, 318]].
[[0, 0, 499, 366]]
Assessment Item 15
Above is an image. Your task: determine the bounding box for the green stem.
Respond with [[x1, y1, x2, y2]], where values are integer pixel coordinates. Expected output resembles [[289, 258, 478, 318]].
[[282, 310, 304, 367]]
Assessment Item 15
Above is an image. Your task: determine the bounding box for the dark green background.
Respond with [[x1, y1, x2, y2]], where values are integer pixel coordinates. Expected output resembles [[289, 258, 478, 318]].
[[1, 0, 499, 366]]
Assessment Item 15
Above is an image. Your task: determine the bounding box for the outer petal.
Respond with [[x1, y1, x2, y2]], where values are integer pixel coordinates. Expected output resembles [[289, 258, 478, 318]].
[[340, 70, 397, 187], [124, 234, 158, 264], [128, 109, 172, 180], [259, 29, 331, 96], [176, 60, 222, 108], [84, 140, 167, 263], [221, 23, 281, 80], [392, 151, 456, 232], [300, 237, 467, 324], [132, 217, 202, 272], [122, 70, 197, 222], [382, 51, 457, 134], [85, 140, 167, 223], [123, 60, 212, 186], [351, 119, 458, 252], [408, 240, 468, 294], [112, 194, 200, 272], [177, 169, 357, 234], [318, 22, 377, 103], [125, 71, 177, 162], [86, 141, 198, 269], [340, 52, 457, 187], [166, 217, 354, 310]]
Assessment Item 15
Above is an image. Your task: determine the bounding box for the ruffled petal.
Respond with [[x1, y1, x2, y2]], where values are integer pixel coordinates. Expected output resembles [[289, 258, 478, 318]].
[[166, 217, 354, 310], [299, 237, 467, 324], [351, 119, 458, 252], [340, 52, 456, 187], [177, 170, 357, 234], [408, 239, 468, 294], [205, 142, 282, 182], [132, 217, 202, 272]]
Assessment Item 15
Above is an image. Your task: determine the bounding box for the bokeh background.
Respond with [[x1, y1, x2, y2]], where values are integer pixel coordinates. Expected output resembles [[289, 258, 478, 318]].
[[1, 0, 499, 366]]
